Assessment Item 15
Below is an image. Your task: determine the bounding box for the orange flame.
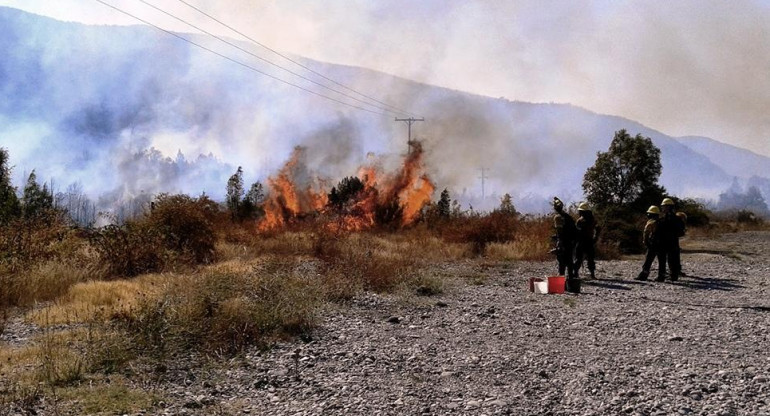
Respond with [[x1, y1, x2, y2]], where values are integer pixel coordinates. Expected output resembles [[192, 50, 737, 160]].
[[258, 143, 434, 232]]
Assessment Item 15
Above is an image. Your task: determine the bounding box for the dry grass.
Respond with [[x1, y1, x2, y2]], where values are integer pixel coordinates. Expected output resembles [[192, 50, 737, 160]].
[[27, 273, 168, 326]]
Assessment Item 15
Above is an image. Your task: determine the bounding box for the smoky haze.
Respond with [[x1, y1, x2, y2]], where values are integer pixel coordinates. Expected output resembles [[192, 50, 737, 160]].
[[0, 6, 767, 216], [1, 0, 768, 157]]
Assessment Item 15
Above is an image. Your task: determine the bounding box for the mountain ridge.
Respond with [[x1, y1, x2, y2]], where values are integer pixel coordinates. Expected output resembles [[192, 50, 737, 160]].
[[0, 6, 766, 212]]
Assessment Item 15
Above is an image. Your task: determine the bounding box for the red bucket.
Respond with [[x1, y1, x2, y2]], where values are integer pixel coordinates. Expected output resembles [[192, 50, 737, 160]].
[[547, 276, 566, 294]]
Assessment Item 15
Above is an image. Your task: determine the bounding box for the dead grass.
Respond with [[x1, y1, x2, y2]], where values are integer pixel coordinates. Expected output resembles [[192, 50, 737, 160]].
[[58, 383, 158, 415], [27, 273, 168, 326]]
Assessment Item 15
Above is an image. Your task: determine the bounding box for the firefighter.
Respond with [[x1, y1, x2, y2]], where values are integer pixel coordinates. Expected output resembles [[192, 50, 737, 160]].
[[575, 202, 600, 279], [552, 197, 577, 279], [656, 198, 684, 281], [635, 205, 660, 281], [676, 211, 689, 277]]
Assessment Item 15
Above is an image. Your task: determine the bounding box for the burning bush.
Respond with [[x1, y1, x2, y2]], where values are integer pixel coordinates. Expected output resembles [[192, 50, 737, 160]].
[[259, 144, 435, 233]]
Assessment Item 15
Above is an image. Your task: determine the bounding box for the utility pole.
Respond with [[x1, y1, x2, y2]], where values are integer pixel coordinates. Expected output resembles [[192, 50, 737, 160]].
[[479, 168, 489, 200], [395, 117, 425, 154]]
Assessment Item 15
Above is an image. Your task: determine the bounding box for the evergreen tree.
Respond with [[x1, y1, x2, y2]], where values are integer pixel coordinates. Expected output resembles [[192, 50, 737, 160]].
[[21, 170, 53, 218], [437, 188, 451, 218], [226, 166, 244, 220], [0, 147, 21, 224], [498, 193, 517, 215], [241, 181, 265, 219]]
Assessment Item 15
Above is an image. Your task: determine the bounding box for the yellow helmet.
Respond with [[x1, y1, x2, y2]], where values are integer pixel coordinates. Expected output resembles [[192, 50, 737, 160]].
[[676, 211, 687, 221], [578, 202, 591, 212], [661, 198, 675, 206], [553, 197, 564, 209], [647, 205, 660, 215]]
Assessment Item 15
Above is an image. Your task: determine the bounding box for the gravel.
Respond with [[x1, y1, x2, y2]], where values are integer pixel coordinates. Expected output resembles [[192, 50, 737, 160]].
[[11, 231, 770, 415]]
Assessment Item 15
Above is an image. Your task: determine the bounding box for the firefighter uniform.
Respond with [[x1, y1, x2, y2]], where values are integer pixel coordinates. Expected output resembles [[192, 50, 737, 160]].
[[575, 202, 600, 279], [656, 198, 684, 281], [635, 205, 660, 281], [552, 197, 577, 279]]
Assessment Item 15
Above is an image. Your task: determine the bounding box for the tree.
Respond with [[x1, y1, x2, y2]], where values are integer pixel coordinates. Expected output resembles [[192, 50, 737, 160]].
[[0, 147, 21, 224], [437, 189, 451, 218], [226, 166, 244, 220], [498, 193, 517, 216], [582, 129, 663, 211], [21, 170, 53, 218], [241, 181, 265, 219], [718, 184, 769, 216], [327, 176, 365, 211]]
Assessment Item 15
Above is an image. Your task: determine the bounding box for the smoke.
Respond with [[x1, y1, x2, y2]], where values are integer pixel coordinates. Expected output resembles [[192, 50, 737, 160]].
[[1, 6, 767, 217]]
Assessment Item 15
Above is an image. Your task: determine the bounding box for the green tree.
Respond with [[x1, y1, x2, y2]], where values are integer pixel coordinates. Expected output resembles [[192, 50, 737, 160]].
[[328, 176, 365, 211], [582, 129, 663, 211], [21, 170, 53, 218], [226, 166, 244, 220], [437, 189, 451, 218], [241, 181, 265, 219], [498, 193, 517, 216], [0, 147, 21, 224]]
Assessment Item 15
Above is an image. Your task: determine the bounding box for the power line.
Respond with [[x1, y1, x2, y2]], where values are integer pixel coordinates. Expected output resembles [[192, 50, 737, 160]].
[[92, 0, 388, 116], [394, 117, 424, 154], [171, 0, 421, 118], [479, 168, 489, 199], [136, 0, 408, 116]]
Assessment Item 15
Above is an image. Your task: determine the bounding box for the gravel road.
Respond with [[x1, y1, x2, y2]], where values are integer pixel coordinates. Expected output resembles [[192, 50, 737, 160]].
[[7, 231, 770, 415], [153, 231, 770, 415]]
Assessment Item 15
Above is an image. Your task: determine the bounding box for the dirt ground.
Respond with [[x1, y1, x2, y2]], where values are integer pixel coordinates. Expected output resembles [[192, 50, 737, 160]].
[[4, 231, 770, 415]]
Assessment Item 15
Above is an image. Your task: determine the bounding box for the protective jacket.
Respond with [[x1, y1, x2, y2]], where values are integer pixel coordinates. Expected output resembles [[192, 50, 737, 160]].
[[643, 218, 659, 248]]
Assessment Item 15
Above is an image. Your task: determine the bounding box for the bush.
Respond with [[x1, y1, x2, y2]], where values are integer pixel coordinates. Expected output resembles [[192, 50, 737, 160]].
[[113, 264, 320, 355], [143, 194, 218, 264], [673, 197, 711, 227], [88, 223, 164, 277], [442, 210, 518, 255], [736, 210, 762, 225], [599, 217, 644, 254]]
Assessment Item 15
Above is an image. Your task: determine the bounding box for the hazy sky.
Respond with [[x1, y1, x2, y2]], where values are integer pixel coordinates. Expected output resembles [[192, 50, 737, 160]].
[[2, 0, 769, 156]]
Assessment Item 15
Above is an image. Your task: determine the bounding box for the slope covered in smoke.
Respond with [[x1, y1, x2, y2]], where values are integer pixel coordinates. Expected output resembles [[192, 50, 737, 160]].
[[675, 136, 770, 180], [0, 7, 749, 213]]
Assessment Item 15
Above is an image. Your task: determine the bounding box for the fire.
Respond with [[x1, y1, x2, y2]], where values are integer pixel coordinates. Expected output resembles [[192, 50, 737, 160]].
[[258, 143, 434, 232]]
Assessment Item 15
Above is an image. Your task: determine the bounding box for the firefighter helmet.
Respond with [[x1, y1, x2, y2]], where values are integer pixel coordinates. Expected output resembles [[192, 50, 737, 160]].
[[661, 198, 675, 206], [553, 197, 564, 210], [578, 202, 591, 212], [647, 205, 660, 215]]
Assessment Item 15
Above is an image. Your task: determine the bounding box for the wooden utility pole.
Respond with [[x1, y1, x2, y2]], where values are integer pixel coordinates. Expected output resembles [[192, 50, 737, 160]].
[[479, 168, 489, 200], [395, 117, 425, 154]]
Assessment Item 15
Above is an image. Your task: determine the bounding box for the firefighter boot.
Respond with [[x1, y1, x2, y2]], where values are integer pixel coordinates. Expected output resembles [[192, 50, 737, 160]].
[[635, 271, 649, 281]]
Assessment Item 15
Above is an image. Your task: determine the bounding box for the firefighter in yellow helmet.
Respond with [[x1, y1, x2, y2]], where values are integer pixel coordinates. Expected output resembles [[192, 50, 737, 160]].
[[552, 197, 577, 279], [575, 202, 600, 279], [635, 205, 661, 280], [656, 198, 684, 281]]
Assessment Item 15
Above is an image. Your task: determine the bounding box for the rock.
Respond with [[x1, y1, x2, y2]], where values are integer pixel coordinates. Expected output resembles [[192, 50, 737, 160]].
[[387, 316, 401, 324], [668, 336, 684, 342]]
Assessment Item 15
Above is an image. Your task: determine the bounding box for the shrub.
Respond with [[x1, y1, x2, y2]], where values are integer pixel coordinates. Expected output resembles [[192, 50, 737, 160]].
[[114, 264, 320, 355], [442, 210, 518, 255], [143, 194, 218, 264], [736, 210, 762, 225], [89, 223, 164, 277]]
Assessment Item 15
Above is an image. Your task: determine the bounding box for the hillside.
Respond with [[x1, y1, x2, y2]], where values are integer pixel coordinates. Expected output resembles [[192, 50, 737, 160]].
[[0, 6, 761, 211]]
